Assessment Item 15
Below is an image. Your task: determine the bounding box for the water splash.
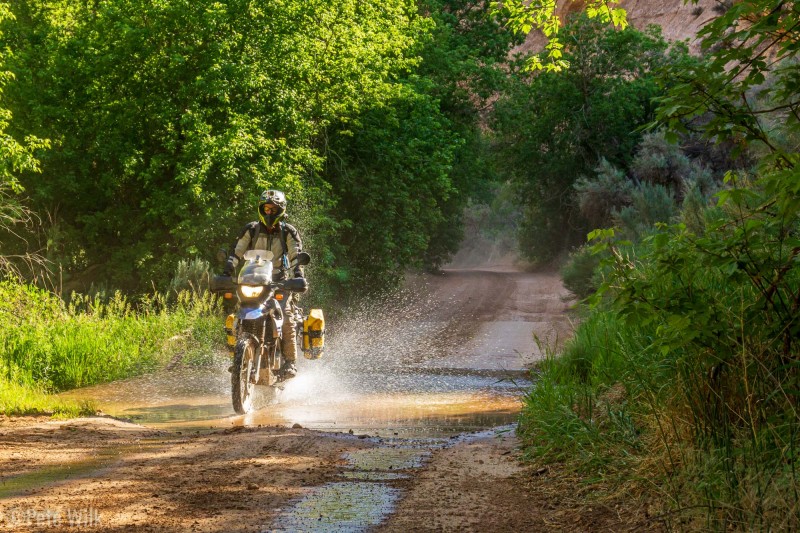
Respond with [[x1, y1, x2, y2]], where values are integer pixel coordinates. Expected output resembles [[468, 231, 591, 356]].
[[58, 279, 532, 437]]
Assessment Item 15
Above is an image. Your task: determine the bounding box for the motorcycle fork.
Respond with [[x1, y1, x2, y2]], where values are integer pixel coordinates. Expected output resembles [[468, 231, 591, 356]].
[[240, 319, 266, 384]]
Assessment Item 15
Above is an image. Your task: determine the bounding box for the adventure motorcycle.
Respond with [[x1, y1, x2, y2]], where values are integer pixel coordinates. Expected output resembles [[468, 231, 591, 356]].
[[211, 249, 324, 414]]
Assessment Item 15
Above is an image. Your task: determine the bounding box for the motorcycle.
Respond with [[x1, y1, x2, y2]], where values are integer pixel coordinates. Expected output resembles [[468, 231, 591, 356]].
[[211, 249, 315, 414]]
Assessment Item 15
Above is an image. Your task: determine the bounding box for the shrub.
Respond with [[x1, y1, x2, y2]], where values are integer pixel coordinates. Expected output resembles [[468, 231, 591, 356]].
[[615, 182, 676, 240], [523, 174, 800, 529], [560, 245, 603, 299], [630, 131, 692, 199], [169, 257, 212, 294], [574, 159, 634, 229]]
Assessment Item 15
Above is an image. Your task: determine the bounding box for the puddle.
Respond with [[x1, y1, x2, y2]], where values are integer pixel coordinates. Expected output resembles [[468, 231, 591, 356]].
[[267, 426, 514, 531], [58, 364, 529, 438], [267, 482, 402, 532], [0, 442, 161, 500], [269, 445, 431, 531], [339, 472, 408, 481], [343, 448, 429, 471]]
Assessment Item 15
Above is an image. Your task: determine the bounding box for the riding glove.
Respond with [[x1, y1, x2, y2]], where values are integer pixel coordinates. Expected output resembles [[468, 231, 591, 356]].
[[223, 257, 236, 277]]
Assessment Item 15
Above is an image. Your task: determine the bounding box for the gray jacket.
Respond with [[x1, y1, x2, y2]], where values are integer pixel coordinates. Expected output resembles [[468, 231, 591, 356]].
[[230, 221, 303, 277]]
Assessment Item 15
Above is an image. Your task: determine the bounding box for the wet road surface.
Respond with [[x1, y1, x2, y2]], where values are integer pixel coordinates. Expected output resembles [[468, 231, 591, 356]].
[[3, 268, 574, 531], [58, 267, 571, 438]]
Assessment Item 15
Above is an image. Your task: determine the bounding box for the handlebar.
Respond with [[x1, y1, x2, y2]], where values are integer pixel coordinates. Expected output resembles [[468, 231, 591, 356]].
[[210, 275, 307, 294]]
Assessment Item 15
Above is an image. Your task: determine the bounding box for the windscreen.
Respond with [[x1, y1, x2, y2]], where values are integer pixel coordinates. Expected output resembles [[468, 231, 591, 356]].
[[237, 250, 274, 285]]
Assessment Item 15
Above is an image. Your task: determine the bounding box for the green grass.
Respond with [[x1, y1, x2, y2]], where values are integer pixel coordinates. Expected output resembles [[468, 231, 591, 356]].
[[0, 280, 225, 416], [521, 217, 800, 530], [0, 377, 96, 417]]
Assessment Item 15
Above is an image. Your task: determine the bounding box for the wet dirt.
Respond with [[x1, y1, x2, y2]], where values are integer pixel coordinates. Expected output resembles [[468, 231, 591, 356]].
[[1, 266, 580, 532], [56, 265, 570, 439]]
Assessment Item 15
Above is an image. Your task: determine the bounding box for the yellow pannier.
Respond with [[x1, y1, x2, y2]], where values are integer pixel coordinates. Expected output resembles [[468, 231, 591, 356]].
[[225, 314, 237, 352], [302, 309, 325, 359]]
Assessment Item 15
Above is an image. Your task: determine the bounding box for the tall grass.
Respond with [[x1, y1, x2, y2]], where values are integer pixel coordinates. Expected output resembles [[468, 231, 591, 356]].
[[0, 280, 224, 413], [0, 376, 96, 417], [521, 204, 800, 530]]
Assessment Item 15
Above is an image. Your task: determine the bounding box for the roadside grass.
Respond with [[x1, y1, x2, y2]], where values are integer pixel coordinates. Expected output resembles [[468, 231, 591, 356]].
[[521, 215, 800, 530], [0, 280, 225, 416], [0, 377, 96, 417]]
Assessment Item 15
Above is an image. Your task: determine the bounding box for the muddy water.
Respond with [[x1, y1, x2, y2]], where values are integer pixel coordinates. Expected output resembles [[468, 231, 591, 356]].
[[55, 267, 565, 440], [58, 357, 529, 438], [37, 269, 567, 531]]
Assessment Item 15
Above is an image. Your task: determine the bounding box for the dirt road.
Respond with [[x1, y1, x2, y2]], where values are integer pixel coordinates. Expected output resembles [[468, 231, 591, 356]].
[[1, 267, 587, 532]]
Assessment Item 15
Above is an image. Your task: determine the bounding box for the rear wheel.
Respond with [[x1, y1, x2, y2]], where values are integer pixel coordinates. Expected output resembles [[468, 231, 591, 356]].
[[232, 337, 257, 414]]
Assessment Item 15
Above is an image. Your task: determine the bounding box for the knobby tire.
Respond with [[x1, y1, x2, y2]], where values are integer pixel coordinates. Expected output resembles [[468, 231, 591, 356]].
[[232, 337, 257, 414]]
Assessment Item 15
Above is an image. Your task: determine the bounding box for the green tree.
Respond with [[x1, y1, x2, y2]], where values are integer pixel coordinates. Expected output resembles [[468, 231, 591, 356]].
[[316, 0, 520, 288], [491, 0, 627, 71], [0, 2, 49, 280], [0, 2, 46, 191], [322, 83, 461, 287], [415, 0, 521, 270], [657, 0, 800, 215], [4, 0, 426, 290], [493, 17, 680, 263]]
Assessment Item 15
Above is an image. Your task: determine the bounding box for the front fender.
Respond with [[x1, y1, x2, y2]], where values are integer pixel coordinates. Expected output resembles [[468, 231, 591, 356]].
[[238, 306, 265, 321]]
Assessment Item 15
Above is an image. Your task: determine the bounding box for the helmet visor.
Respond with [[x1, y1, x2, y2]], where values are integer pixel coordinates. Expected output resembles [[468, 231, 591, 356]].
[[260, 203, 280, 215]]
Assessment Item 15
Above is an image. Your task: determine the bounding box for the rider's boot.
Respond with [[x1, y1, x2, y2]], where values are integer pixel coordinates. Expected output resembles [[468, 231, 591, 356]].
[[281, 360, 297, 378], [280, 308, 299, 379]]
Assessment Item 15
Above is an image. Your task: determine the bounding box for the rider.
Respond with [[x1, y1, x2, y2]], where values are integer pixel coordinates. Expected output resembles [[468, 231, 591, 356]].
[[223, 189, 304, 378]]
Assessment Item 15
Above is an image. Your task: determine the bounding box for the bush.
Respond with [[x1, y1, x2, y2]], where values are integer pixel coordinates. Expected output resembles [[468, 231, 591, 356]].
[[630, 131, 692, 198], [169, 257, 212, 294], [615, 182, 676, 240], [560, 245, 603, 299], [522, 177, 800, 529], [574, 159, 634, 229], [0, 280, 224, 395]]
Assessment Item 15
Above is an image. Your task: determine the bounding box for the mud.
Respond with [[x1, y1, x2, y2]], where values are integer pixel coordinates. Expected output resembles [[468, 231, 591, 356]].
[[1, 268, 579, 532]]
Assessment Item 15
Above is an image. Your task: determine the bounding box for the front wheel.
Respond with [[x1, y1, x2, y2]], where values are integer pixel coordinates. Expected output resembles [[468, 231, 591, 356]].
[[232, 337, 258, 414]]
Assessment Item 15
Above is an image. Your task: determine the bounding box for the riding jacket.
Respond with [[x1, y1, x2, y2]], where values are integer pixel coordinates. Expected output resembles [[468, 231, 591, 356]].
[[229, 221, 303, 277]]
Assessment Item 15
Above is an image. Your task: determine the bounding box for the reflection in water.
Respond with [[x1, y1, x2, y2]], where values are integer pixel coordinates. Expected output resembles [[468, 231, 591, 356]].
[[269, 482, 402, 532], [58, 350, 530, 437], [269, 446, 434, 531]]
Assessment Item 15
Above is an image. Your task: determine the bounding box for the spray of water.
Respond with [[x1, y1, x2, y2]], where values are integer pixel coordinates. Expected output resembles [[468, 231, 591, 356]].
[[59, 277, 529, 435]]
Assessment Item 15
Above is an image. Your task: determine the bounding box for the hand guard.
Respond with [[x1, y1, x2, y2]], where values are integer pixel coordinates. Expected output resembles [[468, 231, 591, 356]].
[[223, 258, 236, 277]]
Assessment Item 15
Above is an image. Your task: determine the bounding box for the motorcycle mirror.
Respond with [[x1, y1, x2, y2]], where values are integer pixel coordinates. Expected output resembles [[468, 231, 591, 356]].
[[216, 248, 228, 263], [295, 252, 311, 266]]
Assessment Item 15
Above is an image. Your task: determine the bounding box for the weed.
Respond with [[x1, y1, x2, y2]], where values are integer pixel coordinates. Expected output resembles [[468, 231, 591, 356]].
[[0, 280, 225, 415], [522, 173, 800, 529]]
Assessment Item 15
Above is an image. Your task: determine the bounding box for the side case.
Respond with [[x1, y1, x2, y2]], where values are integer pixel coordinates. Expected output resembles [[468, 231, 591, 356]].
[[302, 309, 325, 359], [225, 314, 237, 353]]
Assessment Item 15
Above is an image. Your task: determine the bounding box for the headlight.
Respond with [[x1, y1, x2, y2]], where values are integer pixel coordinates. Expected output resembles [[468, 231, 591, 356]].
[[239, 285, 264, 298]]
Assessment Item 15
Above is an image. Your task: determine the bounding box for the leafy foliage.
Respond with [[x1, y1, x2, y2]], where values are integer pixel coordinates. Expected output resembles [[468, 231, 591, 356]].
[[491, 0, 628, 71], [0, 3, 47, 192], [0, 0, 518, 296], [493, 17, 680, 263], [0, 0, 426, 289], [521, 1, 800, 528], [574, 158, 633, 229], [322, 84, 461, 286]]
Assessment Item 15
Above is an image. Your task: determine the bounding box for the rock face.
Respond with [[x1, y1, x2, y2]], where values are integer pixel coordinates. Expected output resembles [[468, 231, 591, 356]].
[[514, 0, 719, 55], [624, 0, 717, 50]]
